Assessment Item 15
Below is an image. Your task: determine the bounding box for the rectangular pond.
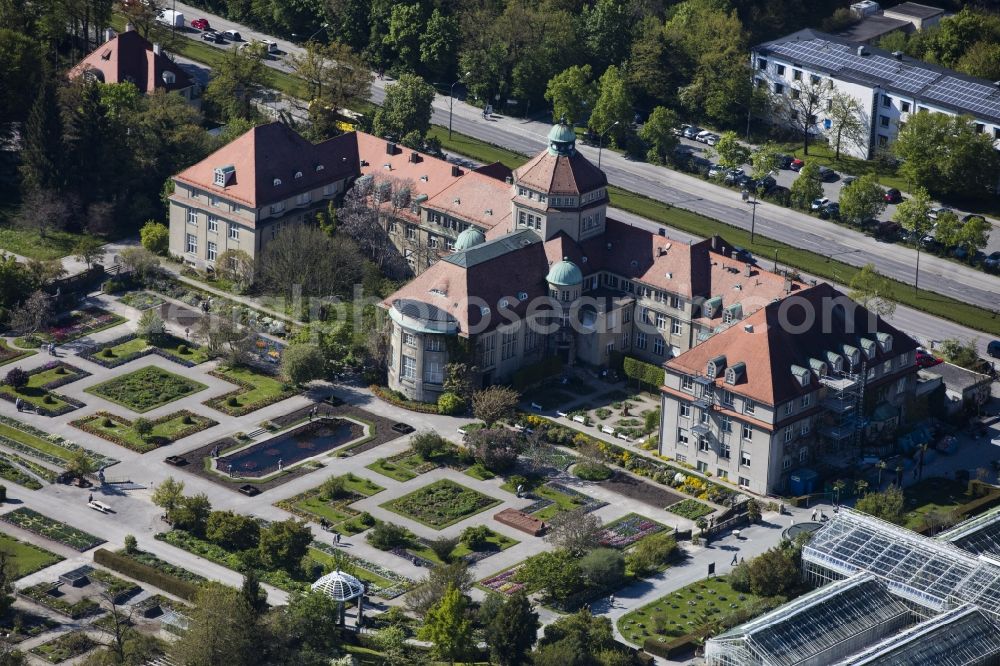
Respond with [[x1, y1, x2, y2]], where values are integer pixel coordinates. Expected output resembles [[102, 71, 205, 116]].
[[216, 418, 364, 478]]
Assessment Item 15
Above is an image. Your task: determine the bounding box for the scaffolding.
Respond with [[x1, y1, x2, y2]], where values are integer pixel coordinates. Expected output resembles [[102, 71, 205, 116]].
[[705, 574, 913, 666], [818, 364, 865, 456]]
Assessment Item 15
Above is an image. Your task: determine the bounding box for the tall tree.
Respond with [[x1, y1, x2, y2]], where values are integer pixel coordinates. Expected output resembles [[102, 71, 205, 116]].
[[420, 9, 459, 81], [580, 0, 634, 71], [471, 386, 520, 426], [170, 583, 261, 666], [714, 131, 750, 170], [588, 64, 632, 146], [481, 591, 539, 666], [19, 79, 64, 194], [291, 40, 373, 140], [776, 78, 830, 155], [893, 186, 933, 291], [258, 224, 365, 298], [151, 477, 185, 522], [827, 91, 868, 159], [0, 28, 42, 126], [789, 162, 824, 209], [545, 65, 598, 126], [638, 106, 679, 164], [955, 215, 991, 259], [203, 47, 269, 122], [628, 16, 673, 108], [838, 174, 886, 226], [384, 3, 424, 71], [418, 584, 472, 666], [848, 264, 896, 318], [373, 73, 436, 140], [749, 142, 783, 180]]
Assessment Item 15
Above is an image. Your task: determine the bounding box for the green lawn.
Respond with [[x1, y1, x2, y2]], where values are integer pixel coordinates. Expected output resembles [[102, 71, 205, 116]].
[[366, 456, 420, 482], [500, 476, 590, 520], [0, 384, 77, 414], [22, 364, 88, 390], [71, 410, 217, 453], [667, 499, 715, 521], [0, 339, 36, 367], [96, 337, 148, 360], [0, 226, 100, 261], [617, 575, 769, 647], [408, 528, 519, 566], [278, 474, 384, 533], [902, 477, 972, 530], [154, 335, 211, 364], [307, 547, 398, 591], [0, 422, 74, 462], [383, 479, 501, 529], [0, 533, 63, 578], [30, 632, 98, 664], [87, 366, 208, 413], [204, 366, 296, 416]]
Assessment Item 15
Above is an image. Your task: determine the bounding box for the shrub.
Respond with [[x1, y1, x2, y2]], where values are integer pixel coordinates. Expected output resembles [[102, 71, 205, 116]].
[[574, 461, 613, 481], [427, 536, 460, 563], [367, 522, 409, 550], [358, 512, 376, 526], [101, 417, 113, 428], [747, 547, 798, 597], [227, 396, 239, 407], [42, 395, 54, 404], [124, 534, 138, 554], [182, 413, 194, 425], [139, 221, 170, 255], [319, 475, 347, 501], [101, 348, 114, 358], [623, 356, 665, 387], [411, 431, 447, 459], [93, 548, 198, 601], [579, 547, 626, 590], [133, 417, 153, 439], [461, 525, 492, 551], [466, 427, 524, 473], [178, 344, 190, 354], [729, 561, 751, 593], [3, 367, 28, 390], [437, 391, 465, 415]]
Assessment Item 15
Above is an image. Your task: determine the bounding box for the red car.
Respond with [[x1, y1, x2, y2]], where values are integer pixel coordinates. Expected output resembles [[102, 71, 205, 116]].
[[790, 158, 805, 171], [915, 350, 942, 368], [191, 17, 210, 30]]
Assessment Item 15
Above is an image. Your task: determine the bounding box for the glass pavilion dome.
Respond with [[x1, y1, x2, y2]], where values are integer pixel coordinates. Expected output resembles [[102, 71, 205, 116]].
[[311, 570, 365, 601]]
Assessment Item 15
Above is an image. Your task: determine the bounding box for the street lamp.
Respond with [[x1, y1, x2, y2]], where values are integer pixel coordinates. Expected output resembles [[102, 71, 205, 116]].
[[448, 72, 470, 140], [597, 120, 620, 169], [773, 247, 781, 272]]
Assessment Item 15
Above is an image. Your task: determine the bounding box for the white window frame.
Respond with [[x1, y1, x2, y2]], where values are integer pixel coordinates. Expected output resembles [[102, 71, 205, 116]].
[[206, 241, 217, 261], [185, 233, 197, 254], [228, 224, 240, 240]]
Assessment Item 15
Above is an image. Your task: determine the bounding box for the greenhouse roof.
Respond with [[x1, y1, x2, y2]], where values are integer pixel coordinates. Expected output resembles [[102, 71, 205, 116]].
[[833, 605, 1000, 666], [937, 505, 1000, 561], [710, 574, 910, 666], [804, 510, 1000, 617]]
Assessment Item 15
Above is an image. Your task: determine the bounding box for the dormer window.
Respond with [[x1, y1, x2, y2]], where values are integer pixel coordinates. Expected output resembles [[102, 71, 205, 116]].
[[273, 178, 282, 187], [162, 71, 176, 85], [723, 304, 742, 324], [876, 332, 893, 353], [827, 352, 843, 373], [213, 165, 235, 187], [860, 338, 877, 359], [214, 171, 225, 186], [706, 355, 727, 379], [725, 362, 746, 385], [294, 171, 303, 179], [499, 298, 510, 309], [842, 345, 860, 369], [791, 365, 811, 387], [808, 359, 827, 377]]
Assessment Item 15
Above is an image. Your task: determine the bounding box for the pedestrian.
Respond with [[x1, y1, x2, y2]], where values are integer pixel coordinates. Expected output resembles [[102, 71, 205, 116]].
[[335, 533, 341, 545], [516, 484, 523, 498], [740, 557, 745, 564], [609, 594, 615, 606], [88, 493, 93, 503], [14, 398, 21, 412], [811, 509, 817, 521], [731, 553, 738, 566]]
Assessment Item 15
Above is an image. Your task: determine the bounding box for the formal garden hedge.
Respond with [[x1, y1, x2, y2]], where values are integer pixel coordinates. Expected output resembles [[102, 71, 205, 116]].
[[370, 385, 440, 414], [93, 548, 199, 601], [623, 356, 666, 388]]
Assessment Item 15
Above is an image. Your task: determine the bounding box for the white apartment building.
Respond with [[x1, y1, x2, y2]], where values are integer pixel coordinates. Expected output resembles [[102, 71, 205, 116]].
[[752, 29, 1000, 159]]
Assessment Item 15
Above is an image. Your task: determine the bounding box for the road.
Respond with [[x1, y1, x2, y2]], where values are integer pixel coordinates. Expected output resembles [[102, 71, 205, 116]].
[[162, 3, 1000, 320]]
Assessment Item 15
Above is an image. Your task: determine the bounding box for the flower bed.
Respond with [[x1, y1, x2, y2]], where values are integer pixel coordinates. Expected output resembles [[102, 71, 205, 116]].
[[598, 513, 667, 549], [0, 453, 45, 489], [71, 410, 218, 453], [1, 508, 105, 551], [90, 569, 142, 604], [81, 333, 208, 369], [520, 413, 738, 506], [18, 307, 125, 347], [382, 479, 501, 529], [0, 340, 35, 367], [19, 582, 102, 619], [27, 361, 92, 390], [0, 383, 85, 417], [480, 567, 525, 596], [118, 290, 165, 310], [30, 631, 98, 663], [203, 367, 298, 417], [86, 366, 208, 413], [667, 499, 715, 521], [0, 415, 118, 470]]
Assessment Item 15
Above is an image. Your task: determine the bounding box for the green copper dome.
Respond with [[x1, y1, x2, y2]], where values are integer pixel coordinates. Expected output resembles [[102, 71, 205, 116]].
[[454, 227, 486, 250], [546, 257, 583, 286], [547, 121, 577, 156]]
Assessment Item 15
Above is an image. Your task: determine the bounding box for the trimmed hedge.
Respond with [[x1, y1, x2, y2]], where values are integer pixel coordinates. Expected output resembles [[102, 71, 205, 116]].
[[370, 385, 439, 414], [955, 482, 1000, 521], [623, 356, 665, 388], [512, 356, 563, 389], [644, 633, 705, 660], [93, 548, 199, 601]]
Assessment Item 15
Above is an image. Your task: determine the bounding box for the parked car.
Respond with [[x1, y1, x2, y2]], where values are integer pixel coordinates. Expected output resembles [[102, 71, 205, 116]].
[[916, 350, 943, 368], [757, 175, 777, 193], [988, 340, 1000, 359], [790, 158, 805, 171], [221, 29, 242, 41], [695, 130, 713, 143], [983, 251, 1000, 271], [819, 202, 840, 220], [875, 220, 901, 241], [190, 17, 210, 30], [816, 165, 837, 182], [928, 207, 953, 220], [775, 153, 793, 169], [673, 124, 691, 137], [884, 188, 903, 203], [811, 197, 831, 211], [200, 30, 223, 42], [683, 125, 703, 139], [962, 213, 987, 225], [723, 168, 745, 185], [841, 175, 857, 187], [705, 133, 721, 146], [708, 163, 725, 178]]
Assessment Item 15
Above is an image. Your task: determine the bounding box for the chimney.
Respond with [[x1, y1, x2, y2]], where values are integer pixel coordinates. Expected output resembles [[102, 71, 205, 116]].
[[892, 51, 903, 60], [408, 152, 420, 164], [783, 275, 793, 293], [104, 28, 115, 42], [857, 45, 868, 56], [451, 165, 461, 177], [744, 263, 752, 277], [385, 141, 396, 155], [505, 176, 513, 184], [153, 43, 161, 56], [125, 22, 135, 32], [744, 324, 754, 333]]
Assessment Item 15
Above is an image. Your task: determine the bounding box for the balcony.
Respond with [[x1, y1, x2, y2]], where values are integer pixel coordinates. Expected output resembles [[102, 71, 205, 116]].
[[691, 423, 710, 436]]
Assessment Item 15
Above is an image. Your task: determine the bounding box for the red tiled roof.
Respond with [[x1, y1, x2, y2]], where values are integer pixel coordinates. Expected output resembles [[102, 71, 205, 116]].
[[357, 133, 463, 202], [513, 148, 607, 195], [173, 122, 359, 208], [665, 283, 919, 405], [69, 30, 193, 94], [425, 174, 512, 231]]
